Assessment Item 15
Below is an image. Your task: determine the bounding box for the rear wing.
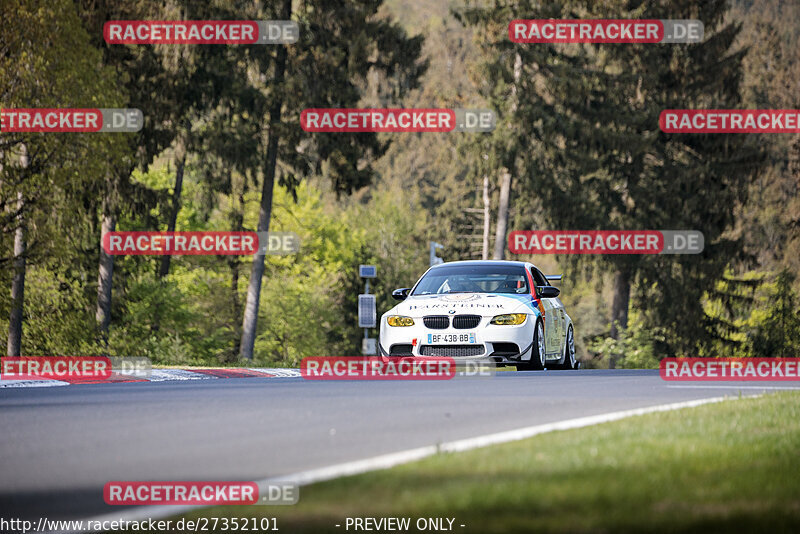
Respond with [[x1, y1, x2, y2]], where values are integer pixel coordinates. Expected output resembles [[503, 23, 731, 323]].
[[545, 274, 562, 281]]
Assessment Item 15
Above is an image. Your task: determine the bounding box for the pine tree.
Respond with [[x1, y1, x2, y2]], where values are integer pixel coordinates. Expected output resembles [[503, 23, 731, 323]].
[[459, 0, 764, 357]]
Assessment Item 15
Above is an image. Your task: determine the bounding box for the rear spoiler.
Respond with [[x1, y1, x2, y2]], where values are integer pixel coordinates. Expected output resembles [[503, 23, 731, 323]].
[[545, 274, 562, 281]]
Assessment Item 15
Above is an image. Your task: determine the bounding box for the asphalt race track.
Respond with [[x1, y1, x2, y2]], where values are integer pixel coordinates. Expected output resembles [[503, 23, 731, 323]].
[[1, 369, 797, 522]]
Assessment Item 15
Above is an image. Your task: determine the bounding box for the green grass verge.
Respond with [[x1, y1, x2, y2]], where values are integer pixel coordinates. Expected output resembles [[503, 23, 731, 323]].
[[184, 392, 800, 533]]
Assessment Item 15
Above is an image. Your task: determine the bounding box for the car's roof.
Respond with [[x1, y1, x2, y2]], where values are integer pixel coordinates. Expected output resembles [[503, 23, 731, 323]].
[[430, 260, 533, 269]]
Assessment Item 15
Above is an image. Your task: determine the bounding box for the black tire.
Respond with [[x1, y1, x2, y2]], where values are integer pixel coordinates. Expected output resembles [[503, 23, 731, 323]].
[[517, 319, 546, 371], [558, 325, 579, 370]]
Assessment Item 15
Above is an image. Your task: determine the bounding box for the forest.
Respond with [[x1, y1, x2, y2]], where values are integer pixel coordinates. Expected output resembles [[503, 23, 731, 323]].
[[2, 0, 798, 368]]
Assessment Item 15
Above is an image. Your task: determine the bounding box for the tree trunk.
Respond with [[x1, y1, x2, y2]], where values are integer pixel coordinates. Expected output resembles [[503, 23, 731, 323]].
[[492, 170, 511, 259], [491, 53, 521, 261], [6, 146, 28, 357], [96, 197, 116, 349], [229, 185, 245, 361], [151, 140, 187, 334], [482, 175, 490, 260], [230, 259, 242, 359], [239, 0, 291, 360], [158, 138, 187, 280], [609, 265, 632, 369]]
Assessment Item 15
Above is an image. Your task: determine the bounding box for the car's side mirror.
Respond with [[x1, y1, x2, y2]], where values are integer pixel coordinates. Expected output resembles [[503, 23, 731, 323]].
[[392, 288, 411, 301], [538, 286, 560, 299]]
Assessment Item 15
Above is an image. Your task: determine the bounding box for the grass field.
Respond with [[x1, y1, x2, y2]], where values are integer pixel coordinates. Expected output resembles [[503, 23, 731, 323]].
[[186, 392, 800, 533]]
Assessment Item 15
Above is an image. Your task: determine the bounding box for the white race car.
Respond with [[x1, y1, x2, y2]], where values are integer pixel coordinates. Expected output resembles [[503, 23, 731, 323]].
[[379, 260, 578, 370]]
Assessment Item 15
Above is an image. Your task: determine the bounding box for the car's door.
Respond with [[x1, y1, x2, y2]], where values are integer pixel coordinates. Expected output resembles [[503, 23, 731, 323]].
[[530, 267, 559, 355]]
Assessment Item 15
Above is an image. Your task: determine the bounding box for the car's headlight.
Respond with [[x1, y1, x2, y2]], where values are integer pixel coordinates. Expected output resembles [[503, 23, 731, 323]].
[[490, 313, 527, 325], [387, 315, 415, 327]]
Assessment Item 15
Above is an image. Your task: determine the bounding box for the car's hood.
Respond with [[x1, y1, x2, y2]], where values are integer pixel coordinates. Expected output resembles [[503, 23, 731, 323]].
[[387, 293, 538, 318]]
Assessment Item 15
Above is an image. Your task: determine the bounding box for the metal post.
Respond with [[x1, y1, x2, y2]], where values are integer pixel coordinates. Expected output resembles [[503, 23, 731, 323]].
[[364, 278, 370, 342]]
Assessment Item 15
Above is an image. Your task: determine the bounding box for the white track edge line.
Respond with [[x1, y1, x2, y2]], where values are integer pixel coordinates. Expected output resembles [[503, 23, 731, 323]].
[[59, 395, 734, 533], [667, 385, 800, 390]]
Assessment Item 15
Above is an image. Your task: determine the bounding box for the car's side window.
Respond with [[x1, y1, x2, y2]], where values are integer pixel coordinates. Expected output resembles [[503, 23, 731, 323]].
[[530, 268, 548, 287]]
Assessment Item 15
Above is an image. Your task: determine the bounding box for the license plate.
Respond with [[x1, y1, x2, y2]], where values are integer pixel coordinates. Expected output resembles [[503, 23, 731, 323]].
[[427, 332, 477, 344]]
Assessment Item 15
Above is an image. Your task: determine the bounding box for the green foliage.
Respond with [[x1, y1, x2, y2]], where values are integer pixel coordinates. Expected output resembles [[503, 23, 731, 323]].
[[749, 270, 800, 357], [252, 183, 367, 365], [588, 321, 662, 369], [90, 175, 432, 365], [3, 0, 798, 367], [458, 0, 764, 356], [0, 266, 102, 356], [557, 271, 610, 362], [749, 270, 800, 358], [702, 269, 800, 358]]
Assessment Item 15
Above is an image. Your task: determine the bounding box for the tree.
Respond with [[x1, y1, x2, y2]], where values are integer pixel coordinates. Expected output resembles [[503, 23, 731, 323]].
[[460, 0, 763, 358], [456, 4, 529, 262], [1, 0, 126, 355], [75, 0, 201, 347], [238, 0, 425, 359], [749, 270, 800, 358]]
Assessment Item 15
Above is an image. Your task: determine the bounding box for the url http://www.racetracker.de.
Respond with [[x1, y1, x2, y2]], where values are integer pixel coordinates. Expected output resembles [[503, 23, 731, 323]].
[[0, 516, 280, 533]]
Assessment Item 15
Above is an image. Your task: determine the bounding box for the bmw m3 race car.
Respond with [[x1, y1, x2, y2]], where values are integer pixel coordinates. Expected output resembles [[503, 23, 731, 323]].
[[378, 260, 578, 370]]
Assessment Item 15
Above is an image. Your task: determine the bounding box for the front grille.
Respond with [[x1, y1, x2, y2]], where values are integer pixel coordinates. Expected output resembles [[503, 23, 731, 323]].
[[419, 345, 484, 357], [452, 315, 481, 329], [389, 344, 414, 356], [423, 316, 450, 329]]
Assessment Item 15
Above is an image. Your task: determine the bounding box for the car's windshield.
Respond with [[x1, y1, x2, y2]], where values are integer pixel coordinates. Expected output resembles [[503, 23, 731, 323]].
[[412, 265, 529, 295]]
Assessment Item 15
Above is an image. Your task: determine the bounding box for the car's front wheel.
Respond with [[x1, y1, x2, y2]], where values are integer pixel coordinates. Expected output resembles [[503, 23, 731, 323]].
[[517, 319, 546, 371]]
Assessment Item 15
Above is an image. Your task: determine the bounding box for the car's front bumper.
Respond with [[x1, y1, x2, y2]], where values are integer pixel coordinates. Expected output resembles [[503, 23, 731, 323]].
[[378, 315, 535, 363]]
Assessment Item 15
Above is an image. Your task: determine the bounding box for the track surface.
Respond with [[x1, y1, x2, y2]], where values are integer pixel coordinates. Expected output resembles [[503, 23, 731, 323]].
[[0, 369, 796, 521]]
